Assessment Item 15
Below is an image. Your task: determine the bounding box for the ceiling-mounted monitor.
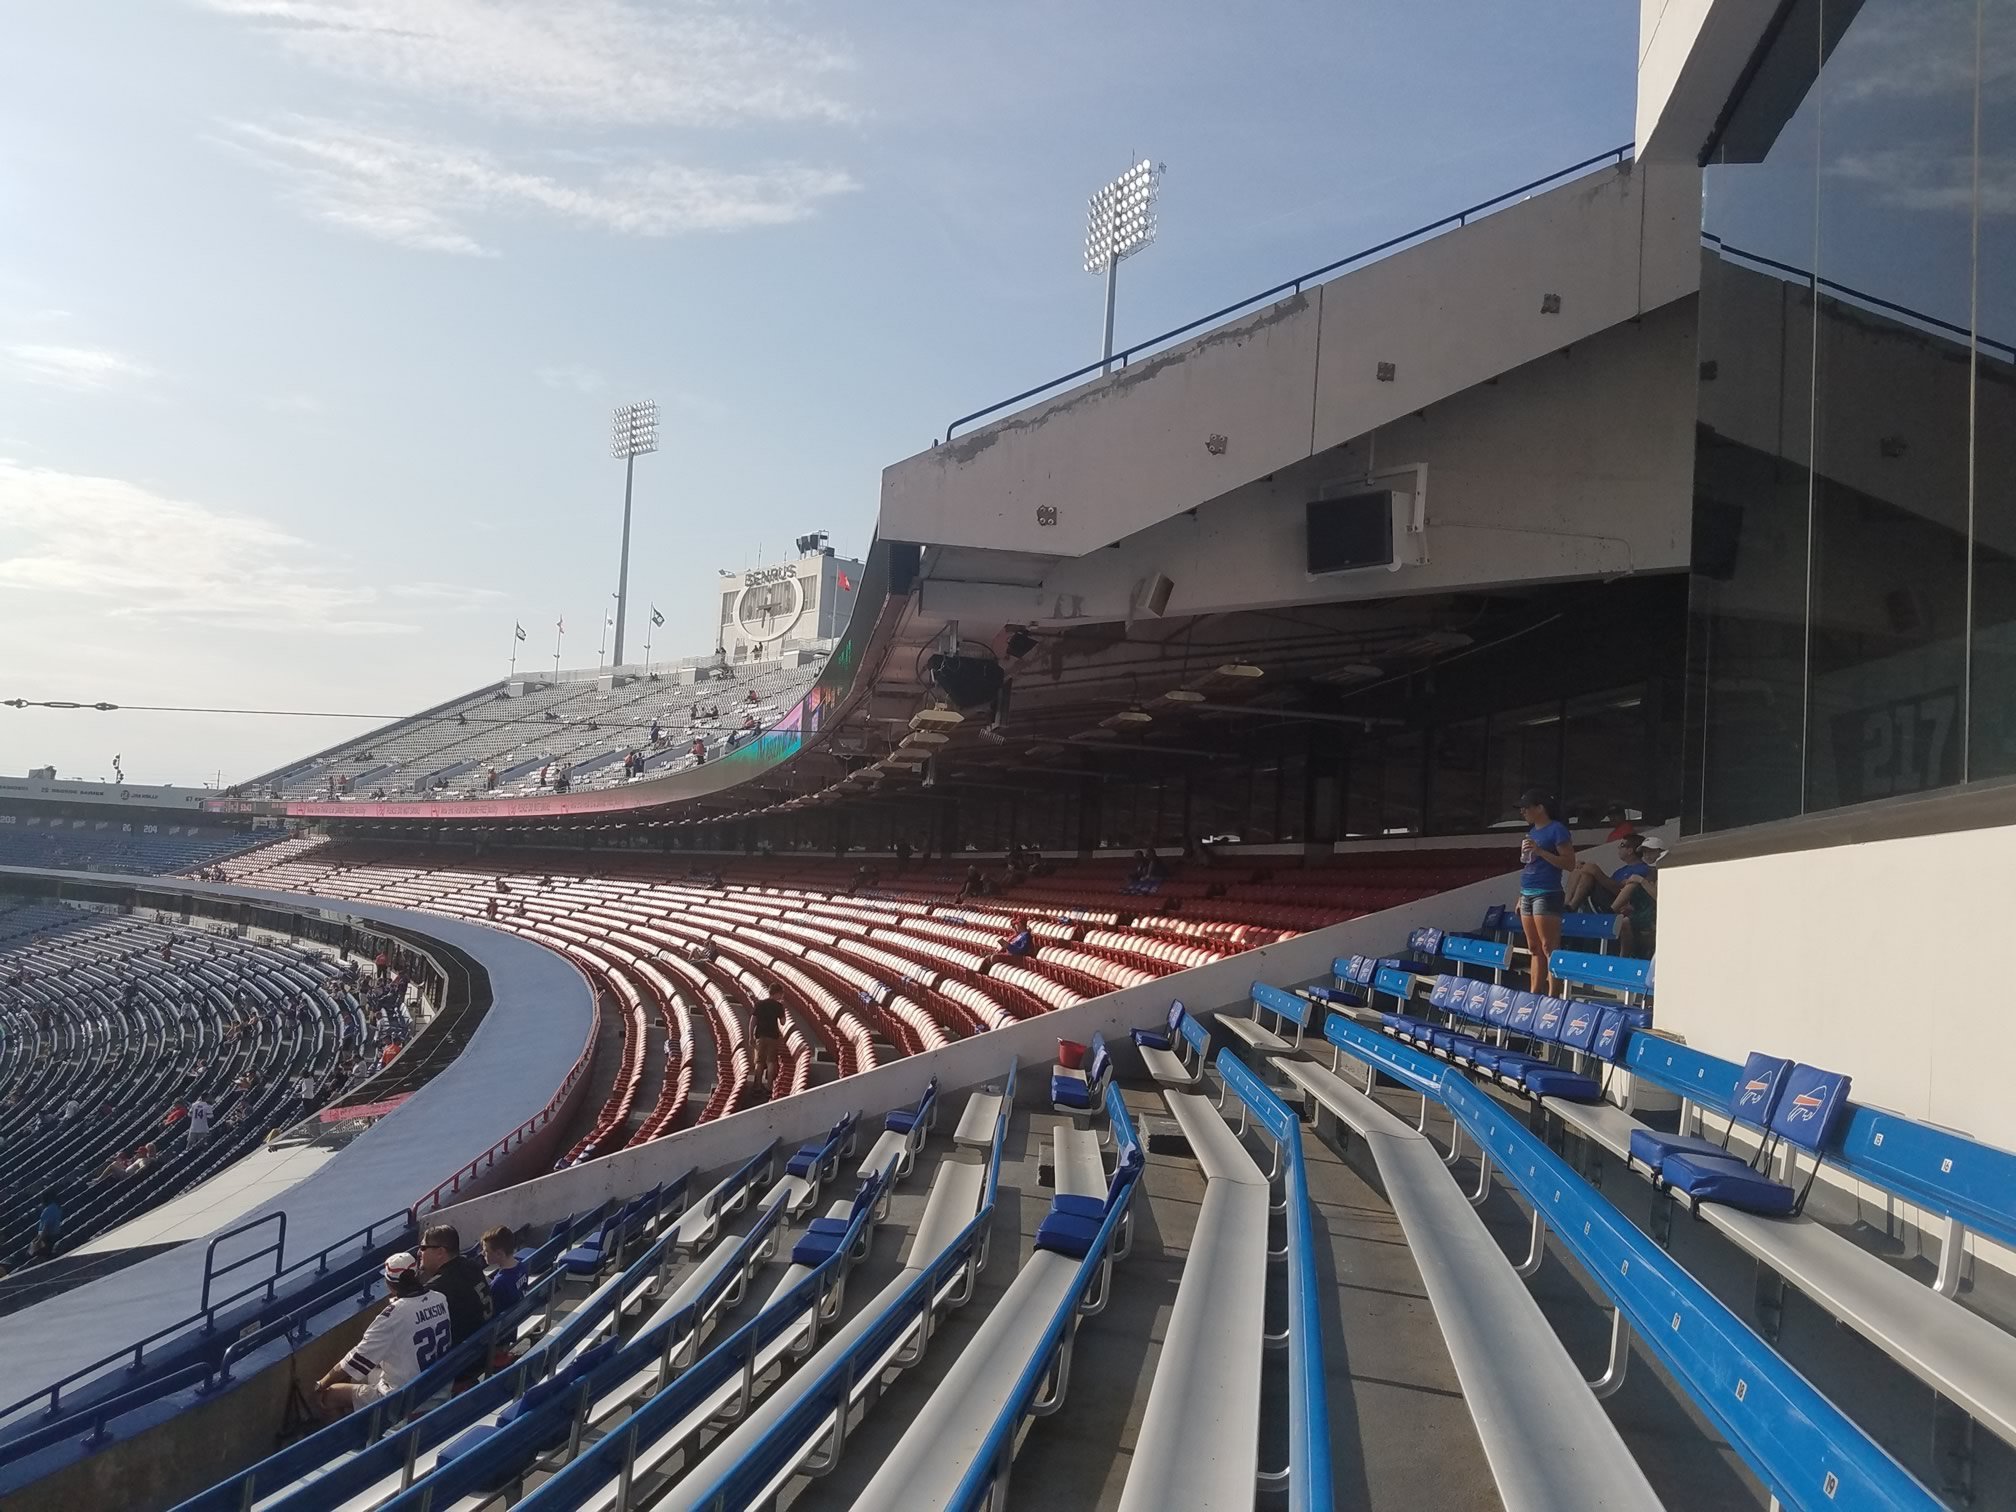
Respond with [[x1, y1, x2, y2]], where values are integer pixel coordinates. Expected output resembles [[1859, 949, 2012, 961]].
[[1307, 489, 1398, 575]]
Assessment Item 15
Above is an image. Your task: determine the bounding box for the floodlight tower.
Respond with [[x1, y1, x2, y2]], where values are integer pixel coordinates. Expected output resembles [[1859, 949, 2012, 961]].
[[609, 399, 658, 668], [1084, 159, 1161, 374]]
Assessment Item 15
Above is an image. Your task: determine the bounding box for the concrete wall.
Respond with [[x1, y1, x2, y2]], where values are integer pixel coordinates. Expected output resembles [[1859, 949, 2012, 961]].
[[1656, 828, 2016, 1273], [1636, 0, 1773, 162], [920, 296, 1698, 628], [439, 869, 1522, 1240], [882, 159, 1700, 560]]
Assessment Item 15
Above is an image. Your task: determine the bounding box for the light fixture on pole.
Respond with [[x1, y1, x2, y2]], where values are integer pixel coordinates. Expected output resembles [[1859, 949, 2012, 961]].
[[1084, 158, 1161, 374], [610, 399, 658, 668]]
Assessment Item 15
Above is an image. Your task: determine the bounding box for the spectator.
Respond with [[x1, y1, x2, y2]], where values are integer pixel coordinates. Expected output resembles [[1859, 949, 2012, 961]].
[[750, 996, 787, 1083], [312, 1253, 451, 1417], [538, 763, 550, 789], [418, 1223, 493, 1345], [36, 1191, 62, 1253], [1515, 788, 1576, 993], [380, 1040, 402, 1069], [186, 1095, 214, 1147], [995, 916, 1038, 964], [61, 1095, 80, 1122], [164, 1099, 189, 1129], [482, 1226, 524, 1313], [1611, 836, 1662, 955], [97, 1150, 134, 1183], [1602, 806, 1638, 842], [1564, 831, 1649, 913], [690, 738, 707, 765], [955, 865, 990, 903], [649, 718, 661, 744]]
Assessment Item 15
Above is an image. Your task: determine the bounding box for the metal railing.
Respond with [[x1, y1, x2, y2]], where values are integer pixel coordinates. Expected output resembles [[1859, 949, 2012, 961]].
[[944, 143, 1635, 440]]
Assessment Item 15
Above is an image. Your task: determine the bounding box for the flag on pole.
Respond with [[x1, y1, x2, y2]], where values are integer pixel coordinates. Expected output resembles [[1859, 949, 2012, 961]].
[[514, 623, 527, 642], [650, 606, 664, 627], [837, 571, 854, 591], [556, 616, 564, 633]]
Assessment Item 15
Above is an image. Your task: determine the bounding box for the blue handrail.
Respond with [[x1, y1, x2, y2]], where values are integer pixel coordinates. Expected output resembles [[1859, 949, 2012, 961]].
[[944, 143, 1635, 439], [199, 1211, 287, 1318], [1323, 1014, 1938, 1512], [322, 1182, 805, 1512], [437, 1168, 891, 1512], [0, 1205, 410, 1443], [945, 1082, 1144, 1511], [1215, 1049, 1333, 1512]]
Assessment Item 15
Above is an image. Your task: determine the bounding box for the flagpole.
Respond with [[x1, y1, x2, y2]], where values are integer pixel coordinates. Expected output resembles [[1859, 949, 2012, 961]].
[[553, 619, 563, 682], [643, 613, 653, 679], [508, 623, 518, 682]]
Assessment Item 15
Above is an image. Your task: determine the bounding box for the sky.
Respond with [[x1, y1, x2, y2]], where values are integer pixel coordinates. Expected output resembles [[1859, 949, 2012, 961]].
[[0, 0, 1636, 787]]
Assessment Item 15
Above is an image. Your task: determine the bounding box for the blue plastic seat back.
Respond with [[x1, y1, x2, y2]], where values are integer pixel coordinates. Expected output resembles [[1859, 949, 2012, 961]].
[[1558, 1000, 1603, 1053], [1590, 1006, 1647, 1063], [1480, 904, 1510, 932], [1531, 996, 1569, 1042], [1506, 992, 1540, 1035], [1486, 985, 1516, 1026], [1729, 1052, 1795, 1128], [1463, 981, 1490, 1021], [1768, 1063, 1853, 1153], [1167, 1000, 1185, 1035], [1428, 975, 1458, 1011]]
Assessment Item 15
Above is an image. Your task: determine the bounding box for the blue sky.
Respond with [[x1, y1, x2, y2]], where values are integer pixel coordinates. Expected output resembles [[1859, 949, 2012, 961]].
[[0, 0, 1636, 787]]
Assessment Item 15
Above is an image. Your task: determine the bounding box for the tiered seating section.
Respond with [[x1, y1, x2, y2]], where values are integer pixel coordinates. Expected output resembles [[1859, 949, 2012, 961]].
[[212, 842, 1505, 1159], [253, 652, 826, 801], [12, 851, 2008, 1512], [0, 903, 412, 1266], [0, 817, 279, 877]]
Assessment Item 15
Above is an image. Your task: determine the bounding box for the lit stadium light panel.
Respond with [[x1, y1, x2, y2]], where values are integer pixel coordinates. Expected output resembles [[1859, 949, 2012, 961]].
[[611, 399, 658, 460], [1084, 159, 1162, 373], [609, 399, 657, 665]]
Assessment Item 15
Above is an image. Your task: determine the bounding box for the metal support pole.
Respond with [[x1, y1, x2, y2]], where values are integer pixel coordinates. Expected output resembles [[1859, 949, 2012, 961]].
[[613, 452, 635, 667], [1100, 255, 1119, 373]]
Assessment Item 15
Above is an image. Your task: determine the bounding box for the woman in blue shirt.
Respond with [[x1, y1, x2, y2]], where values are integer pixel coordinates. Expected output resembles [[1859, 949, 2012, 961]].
[[1515, 789, 1576, 992]]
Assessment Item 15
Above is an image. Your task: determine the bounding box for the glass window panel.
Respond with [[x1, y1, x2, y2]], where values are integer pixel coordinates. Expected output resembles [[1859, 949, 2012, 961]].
[[1563, 688, 1646, 824], [1379, 731, 1423, 836], [1688, 0, 1821, 831], [1277, 750, 1307, 842], [1428, 719, 1488, 834], [1970, 1, 2016, 779], [1342, 739, 1381, 839], [1487, 702, 1562, 827], [1804, 0, 1975, 810], [1247, 761, 1282, 845]]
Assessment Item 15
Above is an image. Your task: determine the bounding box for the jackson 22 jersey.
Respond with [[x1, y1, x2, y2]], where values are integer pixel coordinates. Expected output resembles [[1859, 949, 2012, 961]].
[[336, 1292, 453, 1395]]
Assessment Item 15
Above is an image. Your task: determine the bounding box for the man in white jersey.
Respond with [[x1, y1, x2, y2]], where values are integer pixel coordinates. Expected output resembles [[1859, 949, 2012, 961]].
[[314, 1253, 452, 1416], [185, 1096, 214, 1148]]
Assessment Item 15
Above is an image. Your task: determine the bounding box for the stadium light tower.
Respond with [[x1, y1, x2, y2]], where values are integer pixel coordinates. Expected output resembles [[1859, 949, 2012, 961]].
[[609, 399, 658, 668], [1085, 158, 1161, 374]]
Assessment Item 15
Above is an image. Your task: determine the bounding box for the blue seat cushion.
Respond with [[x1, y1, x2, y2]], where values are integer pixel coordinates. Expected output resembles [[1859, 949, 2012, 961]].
[[1307, 986, 1362, 1005], [434, 1423, 498, 1465], [559, 1242, 603, 1275], [1131, 1028, 1173, 1050], [786, 1146, 824, 1178], [1659, 1150, 1797, 1215], [791, 1229, 846, 1266], [1478, 1050, 1547, 1079], [1521, 1065, 1602, 1102], [1628, 1128, 1727, 1172], [1051, 1074, 1095, 1109], [1040, 1209, 1104, 1266], [884, 1107, 923, 1133], [1050, 1193, 1105, 1221], [805, 1216, 850, 1237]]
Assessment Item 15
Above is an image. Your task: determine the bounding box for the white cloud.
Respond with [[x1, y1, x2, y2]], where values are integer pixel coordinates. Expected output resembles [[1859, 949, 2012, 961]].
[[0, 459, 493, 635], [535, 363, 607, 395], [216, 118, 857, 254], [5, 344, 157, 393], [258, 391, 326, 415], [194, 0, 856, 128], [1830, 151, 2016, 218]]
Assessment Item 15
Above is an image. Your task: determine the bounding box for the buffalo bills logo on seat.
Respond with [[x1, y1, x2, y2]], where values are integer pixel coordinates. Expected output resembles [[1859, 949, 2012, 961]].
[[1566, 1012, 1590, 1038], [1737, 1077, 1774, 1110], [1786, 1087, 1831, 1123]]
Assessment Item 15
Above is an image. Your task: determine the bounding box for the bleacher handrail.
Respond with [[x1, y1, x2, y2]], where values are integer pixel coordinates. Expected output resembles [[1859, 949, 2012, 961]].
[[0, 1205, 410, 1438], [943, 142, 1634, 440], [1626, 1035, 2016, 1254], [1214, 1048, 1333, 1512], [472, 1166, 897, 1512], [1324, 1015, 1938, 1511], [945, 1081, 1144, 1512]]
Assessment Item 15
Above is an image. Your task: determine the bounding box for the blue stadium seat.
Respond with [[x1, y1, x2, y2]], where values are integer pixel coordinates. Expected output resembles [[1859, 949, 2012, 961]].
[[1658, 1062, 1853, 1216], [1628, 1051, 1791, 1176]]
